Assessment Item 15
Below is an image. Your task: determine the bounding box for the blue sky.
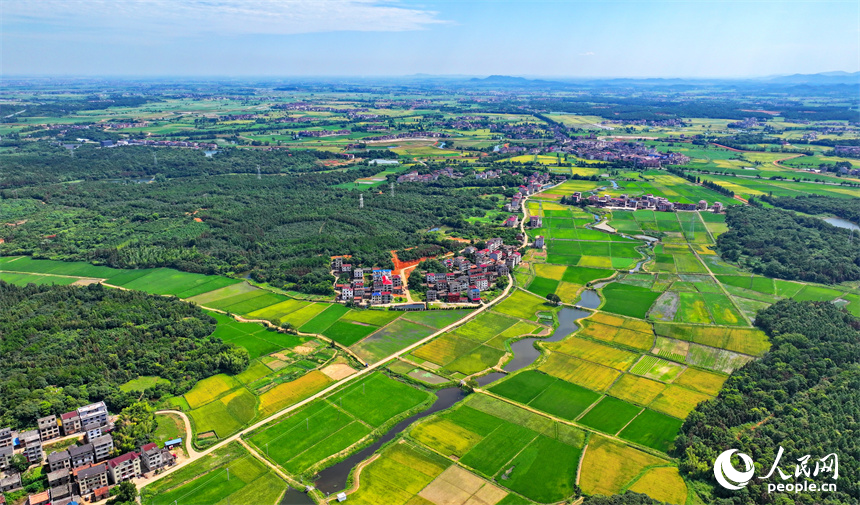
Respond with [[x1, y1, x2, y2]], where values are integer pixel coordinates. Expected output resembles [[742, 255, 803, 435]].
[[2, 0, 858, 77]]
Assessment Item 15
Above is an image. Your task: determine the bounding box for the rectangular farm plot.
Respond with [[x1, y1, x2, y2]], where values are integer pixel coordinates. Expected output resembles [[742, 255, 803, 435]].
[[257, 371, 333, 417], [412, 333, 479, 367], [246, 298, 311, 321], [533, 263, 567, 280], [673, 368, 727, 396], [446, 345, 506, 375], [577, 319, 654, 351], [460, 423, 539, 477], [527, 276, 560, 297], [339, 309, 402, 326], [653, 323, 770, 356], [600, 283, 661, 320], [701, 292, 746, 326], [350, 319, 436, 363], [184, 374, 240, 409], [538, 353, 620, 392], [328, 373, 431, 428], [502, 435, 583, 504], [648, 384, 713, 419], [455, 312, 519, 343], [676, 292, 712, 324], [578, 435, 668, 497], [401, 309, 473, 329], [186, 282, 259, 306], [686, 344, 753, 374], [322, 320, 380, 346], [348, 442, 453, 505], [248, 401, 370, 475], [627, 466, 688, 505], [618, 409, 685, 453], [549, 336, 640, 371], [578, 396, 642, 435], [608, 374, 668, 406], [189, 387, 257, 439], [298, 304, 351, 334], [493, 289, 553, 321], [489, 370, 557, 405], [276, 302, 331, 328], [420, 464, 509, 505], [652, 336, 688, 362], [528, 380, 602, 421], [629, 356, 685, 382]]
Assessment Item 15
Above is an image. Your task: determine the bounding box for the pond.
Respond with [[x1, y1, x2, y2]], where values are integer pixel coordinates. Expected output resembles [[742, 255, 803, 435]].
[[823, 217, 860, 231]]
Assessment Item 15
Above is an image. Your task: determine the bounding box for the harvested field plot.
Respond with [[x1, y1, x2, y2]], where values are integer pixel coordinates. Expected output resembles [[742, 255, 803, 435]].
[[629, 356, 685, 382], [676, 292, 711, 323], [653, 323, 770, 356], [533, 263, 567, 280], [608, 374, 667, 406], [578, 396, 642, 434], [419, 464, 508, 505], [619, 409, 685, 453], [649, 291, 679, 321], [577, 318, 654, 351], [648, 385, 712, 419], [351, 319, 436, 363], [539, 353, 620, 392], [579, 435, 667, 496]]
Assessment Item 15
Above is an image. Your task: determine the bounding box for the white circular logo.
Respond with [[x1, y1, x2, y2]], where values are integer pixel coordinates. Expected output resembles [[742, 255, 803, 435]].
[[714, 449, 755, 490]]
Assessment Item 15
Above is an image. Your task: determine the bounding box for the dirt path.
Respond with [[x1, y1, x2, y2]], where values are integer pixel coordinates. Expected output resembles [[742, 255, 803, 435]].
[[337, 453, 381, 500], [772, 153, 804, 168], [155, 410, 202, 459]]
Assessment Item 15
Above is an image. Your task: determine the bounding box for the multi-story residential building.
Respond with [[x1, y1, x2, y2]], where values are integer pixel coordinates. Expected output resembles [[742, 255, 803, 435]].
[[77, 402, 109, 432], [20, 430, 43, 463], [74, 463, 109, 495], [69, 444, 95, 468], [91, 434, 114, 462], [139, 443, 176, 473], [426, 290, 437, 302], [107, 452, 141, 484], [380, 292, 392, 304], [0, 446, 12, 470], [535, 236, 545, 248], [0, 472, 22, 493], [49, 483, 73, 501], [47, 450, 71, 472], [59, 412, 81, 436], [36, 416, 60, 442], [529, 215, 542, 227], [26, 490, 50, 505], [47, 467, 71, 488], [0, 428, 13, 449]]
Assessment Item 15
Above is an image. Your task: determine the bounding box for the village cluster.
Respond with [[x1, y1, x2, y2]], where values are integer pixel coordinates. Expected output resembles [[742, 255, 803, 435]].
[[0, 403, 179, 505], [423, 237, 521, 304], [569, 192, 724, 213]]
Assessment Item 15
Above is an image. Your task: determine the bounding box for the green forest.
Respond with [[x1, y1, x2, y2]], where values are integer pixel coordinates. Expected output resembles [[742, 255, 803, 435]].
[[674, 300, 859, 504], [0, 282, 248, 429], [759, 195, 860, 225], [716, 205, 860, 284], [0, 147, 520, 294]]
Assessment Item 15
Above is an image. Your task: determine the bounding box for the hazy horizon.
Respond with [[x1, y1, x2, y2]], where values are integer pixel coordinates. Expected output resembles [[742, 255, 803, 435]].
[[3, 0, 859, 78]]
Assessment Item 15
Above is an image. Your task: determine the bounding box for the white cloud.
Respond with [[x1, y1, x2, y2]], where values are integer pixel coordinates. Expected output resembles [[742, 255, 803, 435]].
[[3, 0, 446, 35], [579, 51, 595, 56]]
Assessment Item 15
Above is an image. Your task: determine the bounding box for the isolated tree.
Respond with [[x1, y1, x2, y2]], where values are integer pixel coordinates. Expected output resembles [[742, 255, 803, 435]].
[[546, 293, 561, 305]]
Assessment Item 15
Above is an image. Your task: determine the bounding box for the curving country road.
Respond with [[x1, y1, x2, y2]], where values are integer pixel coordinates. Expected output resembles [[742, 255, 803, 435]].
[[155, 410, 202, 459]]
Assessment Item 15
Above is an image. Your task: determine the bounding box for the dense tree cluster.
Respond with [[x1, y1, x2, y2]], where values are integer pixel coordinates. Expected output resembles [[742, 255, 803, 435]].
[[581, 493, 664, 505], [1, 164, 512, 293], [716, 205, 860, 283], [0, 282, 248, 429], [674, 300, 860, 504], [759, 195, 860, 225], [0, 144, 336, 188]]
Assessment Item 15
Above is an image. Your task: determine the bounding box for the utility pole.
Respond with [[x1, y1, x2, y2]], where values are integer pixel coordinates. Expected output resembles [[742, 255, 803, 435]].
[[390, 182, 394, 196], [359, 193, 364, 209], [257, 165, 261, 180]]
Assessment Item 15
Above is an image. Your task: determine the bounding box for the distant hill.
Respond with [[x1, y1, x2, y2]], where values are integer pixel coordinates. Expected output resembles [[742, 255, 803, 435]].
[[761, 71, 860, 85]]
